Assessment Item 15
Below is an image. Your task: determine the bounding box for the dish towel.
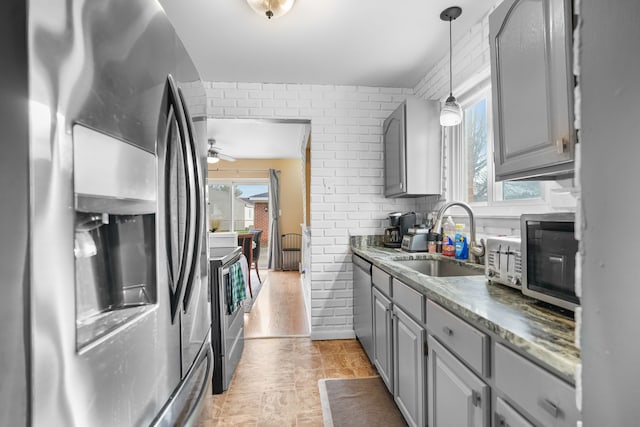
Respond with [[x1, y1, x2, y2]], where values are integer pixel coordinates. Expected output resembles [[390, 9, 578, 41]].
[[226, 262, 247, 315]]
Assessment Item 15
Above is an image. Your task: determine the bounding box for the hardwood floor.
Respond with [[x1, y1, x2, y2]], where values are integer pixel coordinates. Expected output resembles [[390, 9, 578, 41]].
[[197, 270, 377, 426], [244, 271, 310, 338]]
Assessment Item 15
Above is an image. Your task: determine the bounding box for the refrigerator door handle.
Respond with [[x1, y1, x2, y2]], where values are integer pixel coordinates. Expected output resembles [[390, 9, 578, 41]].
[[150, 343, 212, 427], [166, 74, 197, 323], [178, 86, 204, 314]]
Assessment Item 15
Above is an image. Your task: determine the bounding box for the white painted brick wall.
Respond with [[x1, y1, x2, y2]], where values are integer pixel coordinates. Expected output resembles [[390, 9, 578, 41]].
[[204, 82, 418, 339], [200, 1, 519, 340]]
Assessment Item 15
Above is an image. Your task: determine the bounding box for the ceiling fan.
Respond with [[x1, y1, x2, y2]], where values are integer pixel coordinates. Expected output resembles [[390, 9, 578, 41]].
[[207, 138, 236, 163]]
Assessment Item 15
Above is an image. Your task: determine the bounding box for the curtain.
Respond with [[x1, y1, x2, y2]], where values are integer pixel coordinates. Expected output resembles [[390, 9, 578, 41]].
[[267, 169, 282, 270]]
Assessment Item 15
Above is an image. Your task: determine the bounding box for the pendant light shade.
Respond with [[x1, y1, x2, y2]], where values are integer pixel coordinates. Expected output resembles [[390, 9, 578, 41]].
[[440, 95, 463, 126], [246, 0, 296, 19], [439, 6, 463, 127]]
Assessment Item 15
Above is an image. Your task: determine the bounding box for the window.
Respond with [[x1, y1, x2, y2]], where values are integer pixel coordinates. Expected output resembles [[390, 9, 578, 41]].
[[448, 80, 547, 213], [208, 180, 269, 233]]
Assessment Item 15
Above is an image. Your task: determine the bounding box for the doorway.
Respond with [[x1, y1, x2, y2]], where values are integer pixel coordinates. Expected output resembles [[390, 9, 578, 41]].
[[208, 179, 269, 269], [206, 118, 311, 337]]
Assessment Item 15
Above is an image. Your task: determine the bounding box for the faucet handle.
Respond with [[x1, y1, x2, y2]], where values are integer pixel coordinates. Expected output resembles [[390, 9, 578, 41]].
[[470, 238, 486, 258]]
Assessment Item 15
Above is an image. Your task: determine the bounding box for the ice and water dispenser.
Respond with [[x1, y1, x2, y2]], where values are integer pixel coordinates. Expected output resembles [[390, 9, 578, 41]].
[[73, 125, 158, 347]]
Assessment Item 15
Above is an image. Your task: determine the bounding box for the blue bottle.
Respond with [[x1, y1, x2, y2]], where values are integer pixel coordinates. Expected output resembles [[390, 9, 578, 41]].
[[454, 224, 468, 260]]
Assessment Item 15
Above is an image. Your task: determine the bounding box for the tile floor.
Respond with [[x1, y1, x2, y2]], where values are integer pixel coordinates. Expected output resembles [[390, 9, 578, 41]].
[[196, 338, 378, 426], [198, 271, 377, 427]]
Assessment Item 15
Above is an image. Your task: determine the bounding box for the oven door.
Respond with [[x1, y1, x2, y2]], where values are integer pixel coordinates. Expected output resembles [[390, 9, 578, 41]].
[[521, 214, 579, 310]]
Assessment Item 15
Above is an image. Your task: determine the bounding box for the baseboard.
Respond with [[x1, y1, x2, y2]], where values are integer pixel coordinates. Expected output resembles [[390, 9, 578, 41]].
[[310, 329, 356, 341]]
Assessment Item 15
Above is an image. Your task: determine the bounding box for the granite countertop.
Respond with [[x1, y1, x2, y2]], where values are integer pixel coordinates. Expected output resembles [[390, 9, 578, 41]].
[[351, 236, 580, 384]]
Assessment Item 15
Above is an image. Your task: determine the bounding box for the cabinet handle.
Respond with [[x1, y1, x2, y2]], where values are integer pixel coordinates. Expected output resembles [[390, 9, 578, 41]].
[[471, 390, 481, 407], [443, 326, 454, 336], [539, 398, 559, 418], [556, 138, 568, 154]]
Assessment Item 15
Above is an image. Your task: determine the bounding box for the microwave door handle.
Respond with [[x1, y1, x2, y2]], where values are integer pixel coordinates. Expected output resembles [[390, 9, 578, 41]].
[[167, 74, 197, 322], [178, 86, 204, 313], [548, 256, 564, 263]]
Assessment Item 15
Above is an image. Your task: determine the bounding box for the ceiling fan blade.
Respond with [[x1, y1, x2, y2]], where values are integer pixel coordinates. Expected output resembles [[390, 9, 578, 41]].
[[217, 152, 236, 162]]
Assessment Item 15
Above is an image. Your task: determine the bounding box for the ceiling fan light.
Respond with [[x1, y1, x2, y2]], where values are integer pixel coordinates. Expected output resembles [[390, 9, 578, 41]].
[[440, 95, 463, 126], [207, 152, 220, 164], [246, 0, 296, 19]]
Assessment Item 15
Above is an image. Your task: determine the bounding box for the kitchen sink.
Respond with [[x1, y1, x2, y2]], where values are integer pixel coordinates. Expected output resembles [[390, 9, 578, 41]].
[[393, 258, 484, 277]]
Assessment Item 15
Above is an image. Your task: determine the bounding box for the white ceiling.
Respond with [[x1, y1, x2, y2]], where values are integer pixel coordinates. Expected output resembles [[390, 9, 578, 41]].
[[162, 0, 495, 158], [207, 119, 309, 159], [159, 0, 495, 88]]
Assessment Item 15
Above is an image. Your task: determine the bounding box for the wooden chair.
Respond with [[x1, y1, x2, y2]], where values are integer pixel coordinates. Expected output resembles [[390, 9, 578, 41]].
[[237, 233, 254, 298], [249, 229, 263, 284]]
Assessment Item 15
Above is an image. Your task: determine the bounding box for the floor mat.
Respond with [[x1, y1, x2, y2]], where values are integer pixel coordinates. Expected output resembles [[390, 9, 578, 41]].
[[318, 377, 407, 427]]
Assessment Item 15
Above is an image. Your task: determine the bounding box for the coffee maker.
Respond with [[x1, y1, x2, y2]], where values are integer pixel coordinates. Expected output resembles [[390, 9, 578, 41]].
[[383, 212, 402, 247], [384, 212, 417, 248]]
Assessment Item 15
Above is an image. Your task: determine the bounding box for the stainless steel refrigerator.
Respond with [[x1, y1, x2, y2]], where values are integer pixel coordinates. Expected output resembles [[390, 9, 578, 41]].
[[0, 0, 211, 425]]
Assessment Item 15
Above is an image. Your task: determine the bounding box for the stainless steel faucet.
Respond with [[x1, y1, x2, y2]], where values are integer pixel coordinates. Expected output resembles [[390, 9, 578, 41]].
[[432, 201, 485, 263]]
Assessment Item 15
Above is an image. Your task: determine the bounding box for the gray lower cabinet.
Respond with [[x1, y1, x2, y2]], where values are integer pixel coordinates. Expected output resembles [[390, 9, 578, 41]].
[[352, 255, 373, 362], [489, 0, 574, 181], [392, 305, 425, 427], [494, 343, 578, 427], [428, 335, 490, 427], [355, 257, 576, 427], [495, 397, 534, 427], [372, 286, 393, 392]]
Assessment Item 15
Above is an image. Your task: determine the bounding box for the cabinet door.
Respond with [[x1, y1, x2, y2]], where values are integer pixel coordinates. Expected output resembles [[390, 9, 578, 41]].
[[383, 104, 406, 197], [393, 306, 425, 427], [428, 335, 490, 427], [490, 0, 574, 180], [352, 256, 373, 363], [372, 287, 393, 392]]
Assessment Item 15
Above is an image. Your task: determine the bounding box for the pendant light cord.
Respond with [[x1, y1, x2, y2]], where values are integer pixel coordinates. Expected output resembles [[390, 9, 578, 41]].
[[449, 17, 453, 98]]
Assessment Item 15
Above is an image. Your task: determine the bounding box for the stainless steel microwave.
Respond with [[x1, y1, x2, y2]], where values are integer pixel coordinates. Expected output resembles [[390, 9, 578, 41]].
[[521, 213, 579, 311]]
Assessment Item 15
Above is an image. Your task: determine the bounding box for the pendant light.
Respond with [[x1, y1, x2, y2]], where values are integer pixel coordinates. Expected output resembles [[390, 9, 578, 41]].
[[246, 0, 296, 20], [440, 6, 463, 127]]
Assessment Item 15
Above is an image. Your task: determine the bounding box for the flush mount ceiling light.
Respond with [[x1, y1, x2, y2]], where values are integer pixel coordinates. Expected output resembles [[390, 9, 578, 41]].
[[246, 0, 296, 20], [440, 6, 463, 127]]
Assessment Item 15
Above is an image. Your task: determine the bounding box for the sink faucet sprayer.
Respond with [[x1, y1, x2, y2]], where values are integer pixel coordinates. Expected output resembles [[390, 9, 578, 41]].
[[432, 201, 485, 264]]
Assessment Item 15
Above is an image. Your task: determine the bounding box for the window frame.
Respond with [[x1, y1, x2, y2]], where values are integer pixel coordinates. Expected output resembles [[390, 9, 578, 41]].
[[444, 73, 566, 218]]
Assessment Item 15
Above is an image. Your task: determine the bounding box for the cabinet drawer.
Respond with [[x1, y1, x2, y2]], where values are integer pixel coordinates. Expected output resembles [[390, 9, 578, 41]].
[[372, 266, 391, 297], [495, 397, 534, 427], [392, 278, 424, 323], [494, 343, 578, 427], [426, 300, 489, 377]]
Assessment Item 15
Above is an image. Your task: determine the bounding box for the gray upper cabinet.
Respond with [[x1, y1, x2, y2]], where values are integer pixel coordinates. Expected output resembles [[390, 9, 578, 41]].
[[489, 0, 575, 181], [383, 97, 441, 197]]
